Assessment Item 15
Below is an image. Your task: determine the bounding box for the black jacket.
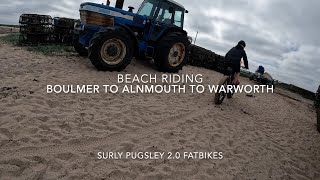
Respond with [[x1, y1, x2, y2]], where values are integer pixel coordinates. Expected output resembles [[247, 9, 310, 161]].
[[225, 45, 248, 69]]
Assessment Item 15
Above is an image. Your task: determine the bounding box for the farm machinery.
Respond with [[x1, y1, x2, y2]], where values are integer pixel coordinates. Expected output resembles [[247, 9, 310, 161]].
[[188, 44, 226, 73], [53, 17, 77, 43], [73, 0, 191, 72], [19, 14, 53, 43], [19, 14, 76, 44]]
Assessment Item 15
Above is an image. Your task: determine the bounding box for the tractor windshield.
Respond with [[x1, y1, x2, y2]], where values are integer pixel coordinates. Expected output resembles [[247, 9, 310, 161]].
[[155, 1, 184, 28], [137, 0, 159, 18]]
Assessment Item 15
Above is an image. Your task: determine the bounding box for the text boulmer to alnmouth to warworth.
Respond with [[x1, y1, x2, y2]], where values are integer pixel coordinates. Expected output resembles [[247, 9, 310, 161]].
[[47, 84, 274, 94]]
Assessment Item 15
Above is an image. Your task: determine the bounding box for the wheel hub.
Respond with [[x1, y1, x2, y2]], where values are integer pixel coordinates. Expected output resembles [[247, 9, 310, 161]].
[[100, 38, 126, 65], [168, 43, 186, 67], [107, 45, 118, 56], [173, 51, 179, 57]]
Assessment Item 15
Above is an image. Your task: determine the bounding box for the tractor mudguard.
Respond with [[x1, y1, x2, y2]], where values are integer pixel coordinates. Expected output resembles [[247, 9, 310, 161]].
[[154, 27, 187, 42], [78, 25, 115, 47], [83, 24, 138, 49], [114, 23, 139, 56]]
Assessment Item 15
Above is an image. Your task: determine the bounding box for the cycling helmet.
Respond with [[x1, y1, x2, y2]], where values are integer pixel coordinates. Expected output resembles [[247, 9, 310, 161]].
[[238, 40, 246, 48]]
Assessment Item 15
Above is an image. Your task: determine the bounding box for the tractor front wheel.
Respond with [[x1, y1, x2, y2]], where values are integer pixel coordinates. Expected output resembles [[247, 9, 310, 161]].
[[73, 35, 88, 57], [88, 31, 134, 71], [155, 32, 190, 73]]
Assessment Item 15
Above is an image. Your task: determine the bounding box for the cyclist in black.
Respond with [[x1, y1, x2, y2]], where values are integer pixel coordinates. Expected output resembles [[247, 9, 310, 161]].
[[225, 40, 249, 84]]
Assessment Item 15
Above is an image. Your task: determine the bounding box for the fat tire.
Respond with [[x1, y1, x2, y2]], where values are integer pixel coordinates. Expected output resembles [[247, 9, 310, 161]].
[[227, 86, 234, 99], [88, 31, 134, 71], [155, 32, 190, 73], [214, 76, 229, 105], [73, 35, 88, 57], [249, 75, 254, 81]]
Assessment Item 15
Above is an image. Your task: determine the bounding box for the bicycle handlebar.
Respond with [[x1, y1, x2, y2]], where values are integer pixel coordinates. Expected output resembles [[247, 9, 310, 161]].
[[241, 66, 249, 70]]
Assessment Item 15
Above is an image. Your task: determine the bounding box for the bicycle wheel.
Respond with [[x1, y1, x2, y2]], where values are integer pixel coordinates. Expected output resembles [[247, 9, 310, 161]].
[[214, 76, 230, 104], [227, 84, 235, 99], [227, 76, 234, 99]]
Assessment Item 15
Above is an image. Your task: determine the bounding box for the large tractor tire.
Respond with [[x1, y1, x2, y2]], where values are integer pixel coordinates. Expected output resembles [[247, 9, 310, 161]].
[[155, 32, 190, 73], [73, 35, 88, 57], [88, 31, 134, 71]]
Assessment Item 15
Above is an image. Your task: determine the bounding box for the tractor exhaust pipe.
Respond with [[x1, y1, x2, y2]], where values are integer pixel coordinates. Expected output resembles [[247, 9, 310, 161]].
[[115, 0, 124, 9]]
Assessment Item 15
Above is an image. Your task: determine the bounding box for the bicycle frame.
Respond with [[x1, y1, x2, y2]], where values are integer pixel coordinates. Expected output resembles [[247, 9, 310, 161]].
[[214, 66, 236, 104]]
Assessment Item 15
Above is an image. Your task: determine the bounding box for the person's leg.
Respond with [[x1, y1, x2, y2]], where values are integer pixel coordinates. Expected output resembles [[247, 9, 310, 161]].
[[233, 72, 240, 84], [232, 63, 241, 84]]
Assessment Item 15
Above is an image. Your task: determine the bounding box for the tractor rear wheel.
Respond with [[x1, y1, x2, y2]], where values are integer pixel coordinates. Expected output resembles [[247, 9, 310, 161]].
[[73, 35, 88, 57], [155, 32, 190, 73], [88, 31, 134, 71]]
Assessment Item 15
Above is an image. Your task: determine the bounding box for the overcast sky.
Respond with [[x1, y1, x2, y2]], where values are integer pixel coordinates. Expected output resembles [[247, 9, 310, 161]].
[[0, 0, 319, 91]]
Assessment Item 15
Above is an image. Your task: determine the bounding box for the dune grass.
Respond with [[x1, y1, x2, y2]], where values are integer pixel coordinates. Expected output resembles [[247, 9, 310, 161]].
[[0, 33, 20, 45], [26, 44, 75, 55]]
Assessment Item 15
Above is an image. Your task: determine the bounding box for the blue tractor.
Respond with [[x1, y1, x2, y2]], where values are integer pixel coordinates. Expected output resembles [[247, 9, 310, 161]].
[[73, 0, 190, 72]]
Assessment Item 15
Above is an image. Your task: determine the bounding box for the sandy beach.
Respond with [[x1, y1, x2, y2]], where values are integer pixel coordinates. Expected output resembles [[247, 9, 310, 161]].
[[0, 26, 19, 34], [0, 41, 319, 179]]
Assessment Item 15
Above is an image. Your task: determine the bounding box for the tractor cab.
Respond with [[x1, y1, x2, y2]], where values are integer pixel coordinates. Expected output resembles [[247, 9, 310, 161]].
[[137, 0, 188, 43], [137, 0, 186, 28]]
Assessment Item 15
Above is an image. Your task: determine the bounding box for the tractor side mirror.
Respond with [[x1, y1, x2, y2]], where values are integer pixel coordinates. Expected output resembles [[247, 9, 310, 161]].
[[185, 10, 189, 13], [169, 7, 174, 13]]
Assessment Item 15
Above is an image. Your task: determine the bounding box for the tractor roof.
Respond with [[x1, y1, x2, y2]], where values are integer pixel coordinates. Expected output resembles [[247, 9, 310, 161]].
[[166, 0, 185, 9]]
